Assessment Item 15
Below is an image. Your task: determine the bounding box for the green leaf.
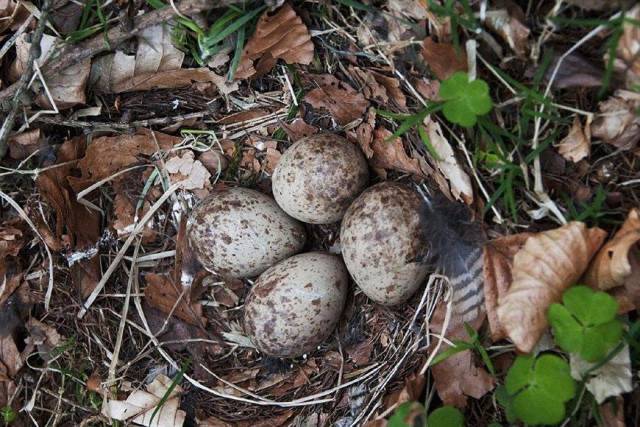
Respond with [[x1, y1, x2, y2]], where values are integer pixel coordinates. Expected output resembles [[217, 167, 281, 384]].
[[429, 340, 474, 366], [388, 401, 426, 427], [582, 321, 624, 362], [504, 354, 576, 426], [548, 303, 583, 353], [427, 406, 464, 427], [495, 385, 517, 423], [438, 72, 493, 127]]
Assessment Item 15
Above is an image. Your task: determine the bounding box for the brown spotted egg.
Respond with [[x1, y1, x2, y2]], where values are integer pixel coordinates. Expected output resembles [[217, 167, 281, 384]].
[[272, 133, 369, 224], [340, 182, 429, 305], [243, 252, 349, 358], [186, 187, 306, 278]]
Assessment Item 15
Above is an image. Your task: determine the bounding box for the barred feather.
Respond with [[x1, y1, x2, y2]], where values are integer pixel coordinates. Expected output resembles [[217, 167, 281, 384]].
[[415, 185, 485, 324]]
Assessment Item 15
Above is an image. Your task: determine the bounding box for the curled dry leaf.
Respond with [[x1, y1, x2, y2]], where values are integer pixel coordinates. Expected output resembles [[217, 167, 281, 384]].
[[585, 209, 640, 302], [482, 233, 533, 341], [304, 74, 369, 126], [369, 127, 425, 178], [10, 33, 90, 109], [349, 67, 407, 109], [612, 4, 640, 89], [7, 129, 41, 160], [102, 374, 186, 427], [423, 118, 474, 204], [591, 90, 640, 151], [557, 116, 591, 163], [144, 273, 206, 327], [570, 345, 633, 404], [421, 37, 467, 80], [484, 8, 530, 57], [496, 222, 607, 353], [235, 4, 313, 79]]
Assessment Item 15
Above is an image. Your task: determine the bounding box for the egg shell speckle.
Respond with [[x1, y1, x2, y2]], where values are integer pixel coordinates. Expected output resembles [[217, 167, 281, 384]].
[[272, 133, 369, 224], [340, 182, 429, 305], [243, 252, 349, 358], [187, 187, 306, 279]]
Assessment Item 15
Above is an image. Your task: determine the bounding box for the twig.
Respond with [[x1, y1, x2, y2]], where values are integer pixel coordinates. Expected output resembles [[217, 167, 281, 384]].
[[33, 110, 212, 131], [0, 0, 52, 158]]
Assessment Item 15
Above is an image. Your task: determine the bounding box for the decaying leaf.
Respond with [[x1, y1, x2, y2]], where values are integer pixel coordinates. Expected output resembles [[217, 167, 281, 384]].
[[113, 68, 229, 94], [10, 33, 90, 109], [304, 74, 369, 126], [387, 0, 427, 20], [134, 24, 185, 75], [585, 209, 640, 298], [102, 374, 186, 427], [144, 273, 206, 327], [369, 127, 425, 178], [557, 116, 591, 163], [484, 8, 530, 57], [350, 67, 407, 109], [591, 90, 640, 150], [570, 345, 633, 404], [282, 117, 319, 141], [612, 4, 640, 89], [0, 225, 24, 260], [7, 129, 41, 160], [533, 52, 603, 90], [421, 38, 467, 80], [235, 3, 313, 79], [496, 222, 607, 353], [423, 118, 473, 204], [165, 150, 212, 190], [599, 396, 625, 427], [25, 319, 62, 361], [482, 233, 533, 341], [0, 0, 29, 34]]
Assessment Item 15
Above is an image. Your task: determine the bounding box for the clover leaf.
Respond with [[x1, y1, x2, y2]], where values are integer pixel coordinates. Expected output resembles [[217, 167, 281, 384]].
[[439, 72, 493, 127], [548, 286, 623, 363], [388, 401, 426, 427], [504, 354, 576, 426], [427, 406, 464, 427]]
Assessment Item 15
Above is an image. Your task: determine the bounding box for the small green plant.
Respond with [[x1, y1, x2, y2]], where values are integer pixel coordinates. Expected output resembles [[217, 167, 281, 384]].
[[67, 0, 111, 44], [500, 354, 576, 426], [1, 406, 16, 425], [429, 323, 495, 375], [388, 402, 464, 427], [439, 72, 493, 127], [548, 286, 623, 363]]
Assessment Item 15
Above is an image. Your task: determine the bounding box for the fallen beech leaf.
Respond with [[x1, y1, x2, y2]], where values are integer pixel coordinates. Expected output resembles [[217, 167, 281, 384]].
[[591, 90, 640, 151], [599, 396, 625, 427], [7, 129, 41, 160], [421, 38, 467, 80], [570, 345, 632, 404], [431, 347, 495, 407], [235, 4, 313, 79], [484, 8, 530, 57], [612, 4, 640, 89], [10, 33, 90, 109], [557, 116, 591, 162], [112, 68, 226, 93], [282, 117, 319, 141], [423, 118, 473, 204], [135, 24, 185, 75], [304, 74, 369, 126], [370, 127, 425, 178], [350, 67, 407, 109], [198, 149, 228, 175], [102, 374, 186, 427], [68, 129, 180, 192], [496, 222, 607, 353], [165, 150, 212, 190], [585, 209, 640, 298], [413, 78, 440, 102], [218, 109, 271, 125], [144, 273, 206, 327], [483, 233, 533, 341], [111, 178, 156, 242], [0, 334, 21, 408]]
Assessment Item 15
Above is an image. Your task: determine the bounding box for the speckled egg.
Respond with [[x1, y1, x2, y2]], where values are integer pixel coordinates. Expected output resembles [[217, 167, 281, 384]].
[[187, 187, 306, 278], [243, 252, 349, 358], [340, 182, 429, 305], [272, 133, 369, 224]]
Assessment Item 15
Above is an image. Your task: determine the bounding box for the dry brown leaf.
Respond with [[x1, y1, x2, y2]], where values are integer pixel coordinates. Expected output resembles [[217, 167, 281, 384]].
[[347, 107, 376, 159], [350, 67, 407, 110], [413, 78, 440, 102], [383, 371, 426, 411], [370, 127, 425, 178], [613, 4, 640, 89], [557, 116, 591, 162], [585, 209, 640, 299], [68, 129, 180, 192], [421, 37, 467, 80], [0, 226, 24, 260], [484, 8, 530, 58], [10, 33, 90, 109], [25, 319, 62, 361], [0, 0, 29, 33], [0, 334, 21, 409], [599, 396, 625, 427], [282, 117, 319, 141], [198, 149, 228, 175], [496, 222, 607, 353], [7, 129, 41, 160], [591, 90, 640, 150], [111, 180, 156, 242], [144, 273, 206, 327], [135, 24, 185, 74], [218, 109, 271, 125], [431, 340, 495, 407], [483, 233, 533, 341], [235, 4, 313, 79], [304, 74, 369, 126], [112, 68, 225, 93], [387, 0, 427, 20], [423, 118, 473, 204]]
